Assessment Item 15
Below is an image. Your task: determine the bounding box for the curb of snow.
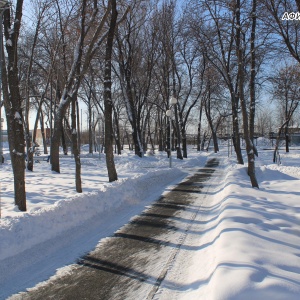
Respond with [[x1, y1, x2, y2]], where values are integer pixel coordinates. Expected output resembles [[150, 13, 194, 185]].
[[0, 167, 186, 261]]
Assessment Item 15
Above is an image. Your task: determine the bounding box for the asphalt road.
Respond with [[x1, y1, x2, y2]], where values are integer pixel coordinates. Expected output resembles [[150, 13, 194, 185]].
[[13, 158, 219, 300]]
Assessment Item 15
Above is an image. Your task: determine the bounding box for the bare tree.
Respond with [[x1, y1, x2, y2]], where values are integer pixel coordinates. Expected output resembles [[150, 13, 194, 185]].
[[50, 1, 111, 173], [263, 0, 300, 64], [202, 67, 227, 153], [271, 63, 300, 156], [115, 1, 157, 157], [236, 0, 259, 188], [23, 1, 50, 171], [104, 0, 118, 182], [189, 0, 244, 164], [2, 0, 26, 210]]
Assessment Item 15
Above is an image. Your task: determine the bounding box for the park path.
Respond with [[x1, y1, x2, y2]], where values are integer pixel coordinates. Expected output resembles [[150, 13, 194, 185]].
[[12, 158, 219, 300]]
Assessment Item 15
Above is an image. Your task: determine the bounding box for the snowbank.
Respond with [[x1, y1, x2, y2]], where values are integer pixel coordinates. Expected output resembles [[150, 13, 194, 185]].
[[0, 167, 186, 261], [156, 150, 300, 300]]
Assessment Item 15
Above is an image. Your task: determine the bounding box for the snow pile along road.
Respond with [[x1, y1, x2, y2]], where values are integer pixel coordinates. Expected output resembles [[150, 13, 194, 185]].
[[156, 152, 300, 300], [0, 167, 186, 261]]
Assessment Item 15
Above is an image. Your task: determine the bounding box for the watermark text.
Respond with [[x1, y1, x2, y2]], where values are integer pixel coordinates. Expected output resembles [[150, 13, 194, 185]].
[[282, 12, 300, 20]]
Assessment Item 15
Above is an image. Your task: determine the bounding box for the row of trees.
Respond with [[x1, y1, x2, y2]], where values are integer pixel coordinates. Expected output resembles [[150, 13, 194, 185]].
[[1, 0, 300, 211]]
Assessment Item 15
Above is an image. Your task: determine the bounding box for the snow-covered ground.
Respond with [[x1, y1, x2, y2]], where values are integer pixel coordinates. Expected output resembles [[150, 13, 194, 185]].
[[1, 140, 300, 299]]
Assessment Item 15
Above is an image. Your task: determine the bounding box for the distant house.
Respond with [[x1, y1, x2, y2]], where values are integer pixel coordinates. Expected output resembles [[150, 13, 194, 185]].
[[289, 127, 300, 145], [269, 127, 300, 145]]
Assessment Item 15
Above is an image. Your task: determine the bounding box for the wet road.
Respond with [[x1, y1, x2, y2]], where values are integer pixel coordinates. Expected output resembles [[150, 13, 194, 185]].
[[13, 158, 219, 300]]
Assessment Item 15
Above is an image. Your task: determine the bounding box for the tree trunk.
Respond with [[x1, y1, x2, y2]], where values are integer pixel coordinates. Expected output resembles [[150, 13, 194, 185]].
[[88, 99, 93, 154], [197, 99, 203, 152], [174, 105, 183, 159], [236, 0, 258, 188], [51, 109, 64, 173], [166, 118, 171, 158], [76, 100, 81, 154], [158, 111, 164, 152], [25, 130, 33, 171], [197, 122, 201, 152], [148, 121, 155, 153], [40, 112, 48, 154], [3, 1, 26, 210], [206, 135, 212, 151], [113, 107, 122, 155], [125, 130, 132, 150], [104, 0, 118, 182], [273, 120, 288, 163], [285, 123, 289, 153], [212, 131, 219, 153], [117, 40, 143, 157], [231, 93, 244, 164], [204, 90, 219, 153], [249, 0, 258, 158], [181, 126, 188, 158], [249, 0, 256, 143], [61, 122, 68, 155], [201, 131, 207, 151], [71, 97, 82, 193]]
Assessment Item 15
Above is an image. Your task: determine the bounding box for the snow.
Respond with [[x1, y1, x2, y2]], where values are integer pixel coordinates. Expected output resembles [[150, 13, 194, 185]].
[[156, 150, 300, 299], [6, 39, 12, 47], [0, 141, 300, 299], [12, 149, 23, 156], [14, 112, 21, 119]]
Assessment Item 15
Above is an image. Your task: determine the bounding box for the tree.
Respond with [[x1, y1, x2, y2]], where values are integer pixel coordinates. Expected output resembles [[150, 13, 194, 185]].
[[173, 15, 205, 158], [271, 63, 300, 156], [188, 0, 261, 187], [236, 0, 259, 188], [23, 1, 49, 171], [202, 66, 227, 153], [104, 0, 118, 182], [263, 0, 300, 64], [115, 0, 157, 157], [2, 0, 27, 210], [71, 94, 82, 192], [154, 0, 184, 159], [256, 108, 274, 137], [189, 0, 244, 164], [50, 1, 111, 173]]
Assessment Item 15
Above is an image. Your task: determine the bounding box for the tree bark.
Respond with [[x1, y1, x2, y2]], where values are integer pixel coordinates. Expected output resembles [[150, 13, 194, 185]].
[[174, 105, 183, 159], [158, 110, 164, 152], [40, 113, 48, 154], [249, 0, 257, 142], [88, 98, 93, 154], [3, 1, 26, 211], [249, 0, 258, 157], [71, 97, 82, 193], [204, 86, 219, 154], [113, 107, 122, 155], [197, 99, 203, 152], [76, 99, 81, 154], [61, 120, 68, 155], [231, 93, 243, 164], [236, 0, 259, 188], [104, 0, 118, 182], [285, 123, 289, 153]]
